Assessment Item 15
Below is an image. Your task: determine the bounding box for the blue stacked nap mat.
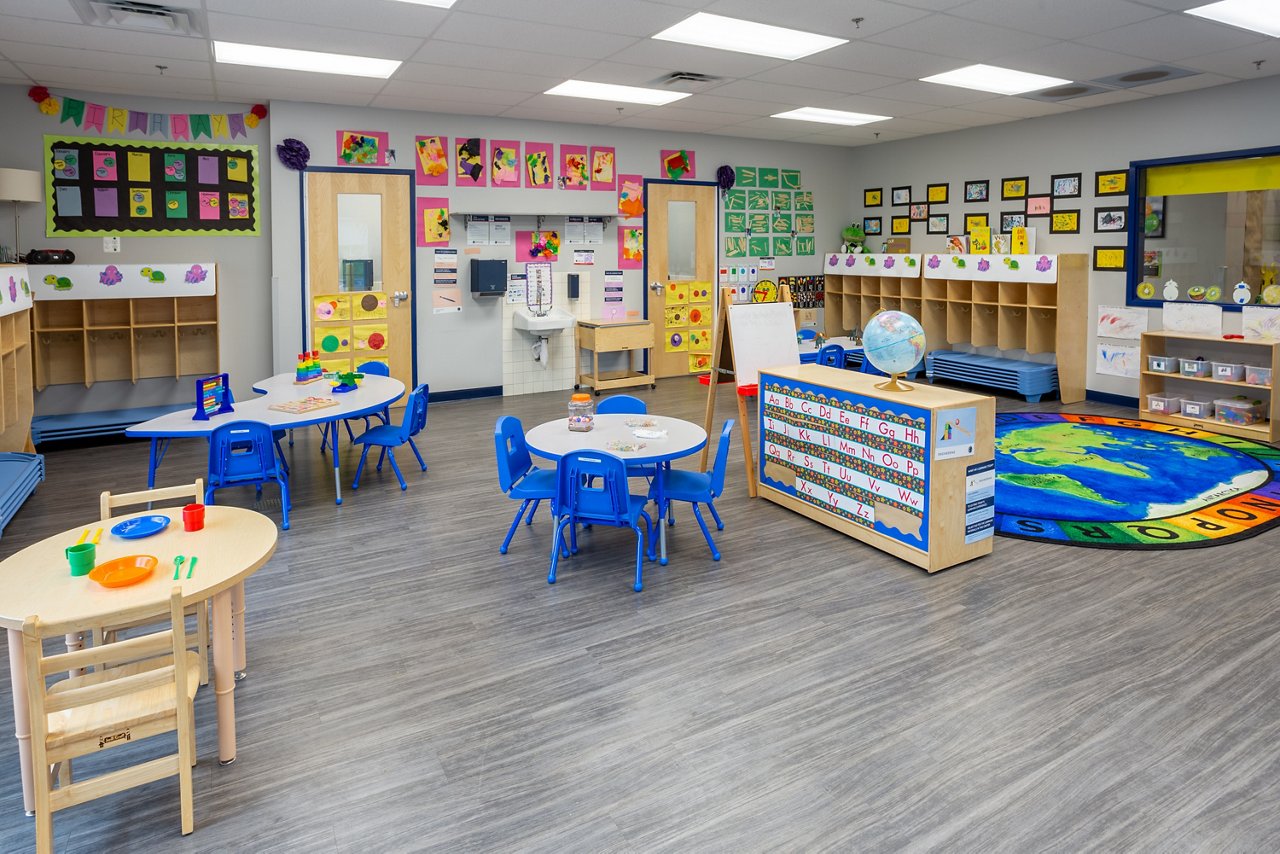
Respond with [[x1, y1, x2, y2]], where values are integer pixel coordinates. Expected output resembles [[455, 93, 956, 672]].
[[0, 452, 45, 538], [926, 351, 1058, 402]]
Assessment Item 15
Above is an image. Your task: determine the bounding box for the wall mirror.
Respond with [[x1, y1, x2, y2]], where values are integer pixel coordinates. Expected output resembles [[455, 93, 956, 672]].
[[1128, 145, 1280, 308]]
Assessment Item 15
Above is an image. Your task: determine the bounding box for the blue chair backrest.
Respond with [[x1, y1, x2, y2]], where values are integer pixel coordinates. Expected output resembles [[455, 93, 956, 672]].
[[596, 395, 646, 415], [859, 356, 887, 376], [356, 361, 390, 377], [797, 328, 817, 341], [817, 344, 846, 367], [494, 415, 533, 493], [394, 384, 429, 442], [555, 451, 631, 525], [709, 420, 735, 498], [209, 420, 278, 483]]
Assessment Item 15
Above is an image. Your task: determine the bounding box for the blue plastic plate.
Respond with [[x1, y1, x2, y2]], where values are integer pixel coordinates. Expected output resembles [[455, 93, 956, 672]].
[[111, 514, 171, 539]]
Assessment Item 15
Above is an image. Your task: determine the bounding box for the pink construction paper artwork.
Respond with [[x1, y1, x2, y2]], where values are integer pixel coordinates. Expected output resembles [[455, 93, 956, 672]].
[[618, 225, 644, 269], [661, 149, 695, 180], [590, 146, 616, 191], [490, 140, 520, 187], [561, 145, 588, 190], [515, 230, 560, 261], [455, 137, 486, 185], [337, 129, 390, 166], [617, 174, 644, 219], [92, 151, 117, 181], [414, 135, 449, 186], [416, 196, 450, 247], [198, 191, 220, 220], [524, 142, 553, 189]]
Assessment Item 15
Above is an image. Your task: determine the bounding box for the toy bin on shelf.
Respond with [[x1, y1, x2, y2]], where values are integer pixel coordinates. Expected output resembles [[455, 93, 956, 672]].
[[1245, 365, 1272, 386], [1147, 354, 1178, 374], [1146, 394, 1182, 414], [1212, 362, 1244, 382], [1181, 398, 1214, 419], [1215, 398, 1267, 426], [1179, 358, 1211, 378]]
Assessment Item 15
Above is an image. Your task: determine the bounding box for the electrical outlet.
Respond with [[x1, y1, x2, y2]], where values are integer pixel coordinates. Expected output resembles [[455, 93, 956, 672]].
[[103, 236, 121, 253]]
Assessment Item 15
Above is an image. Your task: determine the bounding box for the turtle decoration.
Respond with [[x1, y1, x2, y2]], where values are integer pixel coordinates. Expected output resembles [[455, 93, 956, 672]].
[[140, 267, 166, 284], [43, 274, 73, 291]]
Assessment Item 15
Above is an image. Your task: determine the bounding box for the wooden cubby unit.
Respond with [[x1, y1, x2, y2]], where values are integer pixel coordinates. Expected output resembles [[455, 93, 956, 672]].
[[1138, 331, 1280, 442], [32, 295, 219, 390], [822, 253, 1087, 404], [0, 265, 35, 450]]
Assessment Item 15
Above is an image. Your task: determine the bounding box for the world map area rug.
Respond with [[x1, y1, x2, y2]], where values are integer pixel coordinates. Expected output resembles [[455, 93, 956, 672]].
[[994, 412, 1280, 549]]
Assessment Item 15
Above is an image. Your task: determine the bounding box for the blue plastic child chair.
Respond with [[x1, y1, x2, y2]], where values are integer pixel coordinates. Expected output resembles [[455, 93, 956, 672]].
[[817, 344, 847, 368], [494, 415, 557, 554], [660, 420, 734, 560], [548, 450, 655, 592], [205, 420, 291, 529], [352, 383, 428, 491], [797, 328, 818, 341], [596, 395, 646, 415]]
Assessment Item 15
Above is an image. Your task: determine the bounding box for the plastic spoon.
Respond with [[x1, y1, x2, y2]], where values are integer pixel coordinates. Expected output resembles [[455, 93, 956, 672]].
[[186, 556, 198, 579], [172, 555, 186, 580]]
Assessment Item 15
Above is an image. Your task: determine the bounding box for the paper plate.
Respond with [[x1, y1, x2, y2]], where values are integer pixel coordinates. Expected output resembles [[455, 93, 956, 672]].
[[89, 555, 158, 588], [111, 514, 171, 539]]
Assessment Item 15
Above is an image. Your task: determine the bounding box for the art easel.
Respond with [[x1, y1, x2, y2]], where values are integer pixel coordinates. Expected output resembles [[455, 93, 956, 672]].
[[700, 284, 795, 497]]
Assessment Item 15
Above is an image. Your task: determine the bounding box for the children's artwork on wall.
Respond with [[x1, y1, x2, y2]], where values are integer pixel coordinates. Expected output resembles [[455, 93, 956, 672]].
[[735, 166, 757, 187], [781, 169, 801, 190], [455, 137, 486, 184], [524, 142, 553, 189], [46, 134, 259, 235], [772, 236, 793, 256], [1095, 169, 1128, 196], [490, 140, 520, 187], [1095, 207, 1126, 232], [927, 183, 948, 204], [1001, 177, 1028, 200], [414, 135, 449, 186], [337, 130, 389, 166], [795, 236, 815, 255], [748, 235, 770, 257], [1051, 173, 1081, 198], [52, 148, 79, 179], [353, 292, 388, 320], [415, 196, 450, 247], [618, 226, 644, 269], [353, 323, 389, 352], [1092, 246, 1127, 272], [725, 236, 747, 258], [864, 217, 882, 235], [747, 212, 770, 233], [561, 144, 588, 189], [794, 191, 813, 211], [724, 189, 745, 211], [758, 167, 779, 189], [927, 214, 949, 234], [795, 213, 814, 234], [725, 212, 747, 233], [909, 203, 928, 221], [227, 193, 249, 219], [1050, 210, 1080, 234], [863, 188, 881, 207], [772, 191, 791, 211], [515, 230, 561, 260], [661, 149, 694, 180], [618, 174, 644, 218], [1025, 195, 1052, 216], [590, 146, 616, 191], [891, 186, 911, 205], [964, 180, 988, 202], [771, 213, 792, 233], [892, 216, 910, 234], [747, 190, 770, 211], [1000, 211, 1026, 232]]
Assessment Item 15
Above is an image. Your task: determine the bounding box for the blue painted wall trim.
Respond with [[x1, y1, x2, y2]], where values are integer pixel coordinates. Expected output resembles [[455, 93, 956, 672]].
[[1086, 389, 1138, 408], [429, 386, 502, 403]]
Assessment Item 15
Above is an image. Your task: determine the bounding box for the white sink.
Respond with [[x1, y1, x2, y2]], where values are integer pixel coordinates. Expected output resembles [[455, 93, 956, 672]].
[[513, 307, 576, 336]]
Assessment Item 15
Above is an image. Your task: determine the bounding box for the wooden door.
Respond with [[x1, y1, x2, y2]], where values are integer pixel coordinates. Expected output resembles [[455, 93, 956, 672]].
[[305, 171, 413, 394], [646, 181, 717, 379]]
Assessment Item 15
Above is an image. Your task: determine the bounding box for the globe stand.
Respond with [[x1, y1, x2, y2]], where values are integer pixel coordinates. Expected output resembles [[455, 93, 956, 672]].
[[875, 373, 913, 392]]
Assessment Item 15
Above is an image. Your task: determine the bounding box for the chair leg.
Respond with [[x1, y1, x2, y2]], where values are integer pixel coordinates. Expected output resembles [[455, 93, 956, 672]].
[[408, 437, 427, 471], [526, 499, 540, 525], [279, 475, 291, 530], [501, 500, 530, 554], [376, 447, 387, 472], [385, 449, 407, 490], [273, 437, 290, 475], [640, 510, 656, 562], [318, 423, 330, 454], [548, 516, 571, 584], [633, 525, 645, 592], [344, 419, 357, 443], [691, 503, 721, 561], [352, 446, 372, 490], [707, 500, 724, 531]]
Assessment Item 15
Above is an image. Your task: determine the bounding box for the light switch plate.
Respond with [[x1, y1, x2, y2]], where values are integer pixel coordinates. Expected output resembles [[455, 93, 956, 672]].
[[103, 236, 121, 253]]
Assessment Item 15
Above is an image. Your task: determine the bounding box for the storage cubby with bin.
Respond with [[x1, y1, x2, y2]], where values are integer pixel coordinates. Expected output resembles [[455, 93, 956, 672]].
[[1138, 331, 1280, 441], [0, 265, 35, 451]]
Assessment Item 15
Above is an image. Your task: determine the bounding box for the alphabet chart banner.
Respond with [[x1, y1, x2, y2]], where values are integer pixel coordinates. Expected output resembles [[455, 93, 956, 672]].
[[45, 135, 258, 236]]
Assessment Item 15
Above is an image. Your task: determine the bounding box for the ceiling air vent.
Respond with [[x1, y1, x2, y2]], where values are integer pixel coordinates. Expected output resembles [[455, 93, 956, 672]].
[[1091, 65, 1199, 89], [70, 0, 205, 36], [652, 71, 722, 91], [1018, 82, 1111, 102]]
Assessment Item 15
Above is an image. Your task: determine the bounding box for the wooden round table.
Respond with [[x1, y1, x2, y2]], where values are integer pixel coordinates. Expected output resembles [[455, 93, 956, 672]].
[[0, 506, 278, 814]]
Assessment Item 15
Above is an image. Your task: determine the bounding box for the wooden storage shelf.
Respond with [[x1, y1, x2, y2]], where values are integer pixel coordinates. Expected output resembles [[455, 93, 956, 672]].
[[0, 266, 35, 451], [1138, 331, 1280, 442], [574, 319, 655, 395], [823, 253, 1086, 404], [31, 295, 219, 390]]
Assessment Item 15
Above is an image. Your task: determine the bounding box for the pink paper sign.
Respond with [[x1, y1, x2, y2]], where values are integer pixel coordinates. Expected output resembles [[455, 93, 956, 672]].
[[92, 151, 117, 181], [590, 146, 616, 191], [661, 149, 695, 180], [524, 142, 553, 189], [618, 174, 644, 219], [414, 135, 449, 186], [455, 137, 486, 185], [198, 191, 220, 220], [416, 196, 450, 247], [337, 129, 390, 166], [618, 225, 644, 269], [561, 145, 588, 190], [490, 140, 521, 187]]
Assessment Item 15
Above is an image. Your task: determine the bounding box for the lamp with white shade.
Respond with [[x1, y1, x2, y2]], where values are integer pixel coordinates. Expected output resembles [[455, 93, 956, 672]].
[[0, 168, 43, 263]]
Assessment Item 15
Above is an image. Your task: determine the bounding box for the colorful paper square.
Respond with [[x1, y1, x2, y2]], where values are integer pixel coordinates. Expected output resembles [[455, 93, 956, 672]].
[[92, 151, 117, 181], [94, 187, 118, 217], [455, 137, 486, 184], [53, 148, 79, 179], [164, 190, 188, 218], [414, 135, 449, 186], [226, 156, 247, 182], [524, 142, 553, 189], [618, 226, 644, 269], [561, 145, 588, 189], [54, 185, 82, 217], [197, 155, 218, 184], [780, 169, 801, 189], [758, 168, 779, 188], [128, 187, 152, 217], [725, 236, 747, 258], [163, 153, 186, 182], [490, 140, 520, 187], [127, 152, 151, 182], [748, 236, 770, 257], [228, 193, 249, 219], [198, 191, 220, 220]]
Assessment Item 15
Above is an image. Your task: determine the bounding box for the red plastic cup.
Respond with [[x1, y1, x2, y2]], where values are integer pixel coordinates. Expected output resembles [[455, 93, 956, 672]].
[[182, 503, 205, 532]]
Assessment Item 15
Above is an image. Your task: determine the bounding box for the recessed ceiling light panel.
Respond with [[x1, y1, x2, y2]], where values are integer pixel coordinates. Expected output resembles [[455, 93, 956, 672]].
[[653, 12, 847, 61], [213, 41, 402, 78], [545, 80, 691, 106], [920, 64, 1071, 95], [1186, 0, 1280, 38], [772, 107, 891, 127]]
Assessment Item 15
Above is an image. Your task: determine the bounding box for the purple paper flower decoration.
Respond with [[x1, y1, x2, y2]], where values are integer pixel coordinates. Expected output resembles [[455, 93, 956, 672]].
[[883, 256, 895, 269], [845, 255, 857, 268], [277, 138, 310, 171], [927, 255, 941, 269], [184, 264, 208, 284], [1036, 255, 1053, 272], [99, 265, 122, 287], [977, 259, 990, 272], [7, 277, 16, 302], [828, 254, 839, 267]]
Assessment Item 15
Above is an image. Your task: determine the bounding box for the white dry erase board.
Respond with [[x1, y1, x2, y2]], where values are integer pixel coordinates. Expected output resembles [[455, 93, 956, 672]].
[[727, 301, 800, 387]]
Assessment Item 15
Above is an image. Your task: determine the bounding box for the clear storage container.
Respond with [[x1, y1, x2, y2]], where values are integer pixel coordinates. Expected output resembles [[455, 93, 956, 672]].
[[1214, 397, 1267, 425], [1245, 365, 1273, 386], [1181, 398, 1214, 419], [1147, 354, 1177, 374], [1212, 362, 1245, 382], [1179, 357, 1211, 378], [1146, 393, 1182, 414], [568, 393, 595, 432]]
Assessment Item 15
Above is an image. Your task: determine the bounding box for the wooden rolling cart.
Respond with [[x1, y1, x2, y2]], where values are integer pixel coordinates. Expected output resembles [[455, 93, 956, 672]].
[[574, 319, 655, 395]]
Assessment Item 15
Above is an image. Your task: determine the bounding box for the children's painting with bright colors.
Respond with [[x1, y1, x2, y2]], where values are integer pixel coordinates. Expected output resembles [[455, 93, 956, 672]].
[[617, 174, 644, 218], [337, 130, 389, 166], [590, 146, 616, 191], [661, 149, 695, 180], [524, 142, 553, 189], [618, 226, 644, 269], [561, 145, 588, 190], [455, 137, 486, 184], [491, 140, 520, 187], [414, 135, 448, 186], [416, 197, 450, 247]]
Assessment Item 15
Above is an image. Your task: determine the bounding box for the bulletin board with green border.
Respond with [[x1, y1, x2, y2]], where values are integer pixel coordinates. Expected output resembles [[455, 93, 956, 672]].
[[44, 134, 260, 237]]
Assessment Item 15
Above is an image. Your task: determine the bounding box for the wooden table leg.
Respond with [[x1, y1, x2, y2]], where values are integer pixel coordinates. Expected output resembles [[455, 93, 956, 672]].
[[63, 632, 85, 677], [210, 589, 238, 766], [737, 392, 757, 498], [8, 628, 34, 815], [230, 582, 247, 679]]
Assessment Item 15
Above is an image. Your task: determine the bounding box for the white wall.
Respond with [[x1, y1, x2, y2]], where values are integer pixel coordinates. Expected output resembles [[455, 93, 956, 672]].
[[0, 84, 273, 413], [268, 100, 852, 393], [842, 76, 1280, 399]]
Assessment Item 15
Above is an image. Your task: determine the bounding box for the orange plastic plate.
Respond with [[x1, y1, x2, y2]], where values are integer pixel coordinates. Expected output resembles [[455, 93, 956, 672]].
[[88, 555, 158, 588]]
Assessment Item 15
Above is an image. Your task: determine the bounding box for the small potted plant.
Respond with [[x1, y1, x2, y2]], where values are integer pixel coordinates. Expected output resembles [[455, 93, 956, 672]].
[[841, 223, 866, 254]]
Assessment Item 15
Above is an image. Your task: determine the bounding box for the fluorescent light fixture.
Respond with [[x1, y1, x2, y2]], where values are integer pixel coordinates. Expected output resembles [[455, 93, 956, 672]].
[[1185, 0, 1280, 37], [653, 12, 847, 61], [213, 41, 401, 79], [772, 107, 891, 127], [544, 80, 691, 106], [920, 64, 1070, 95], [386, 0, 457, 7]]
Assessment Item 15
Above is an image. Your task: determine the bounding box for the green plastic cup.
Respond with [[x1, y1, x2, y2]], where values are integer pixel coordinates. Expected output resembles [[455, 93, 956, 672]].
[[66, 542, 96, 577]]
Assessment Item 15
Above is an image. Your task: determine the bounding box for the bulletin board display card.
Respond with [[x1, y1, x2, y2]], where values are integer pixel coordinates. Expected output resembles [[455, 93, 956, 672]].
[[44, 135, 260, 237]]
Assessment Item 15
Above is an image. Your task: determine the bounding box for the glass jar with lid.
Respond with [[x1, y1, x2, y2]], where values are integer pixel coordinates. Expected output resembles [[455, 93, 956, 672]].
[[568, 393, 594, 432]]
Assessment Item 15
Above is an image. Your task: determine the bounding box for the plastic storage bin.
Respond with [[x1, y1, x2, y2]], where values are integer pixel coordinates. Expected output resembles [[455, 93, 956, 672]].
[[1147, 354, 1178, 374], [1214, 397, 1267, 426], [1181, 398, 1214, 419], [1146, 393, 1182, 414], [1212, 362, 1245, 382], [1245, 365, 1272, 386], [1179, 358, 1211, 378]]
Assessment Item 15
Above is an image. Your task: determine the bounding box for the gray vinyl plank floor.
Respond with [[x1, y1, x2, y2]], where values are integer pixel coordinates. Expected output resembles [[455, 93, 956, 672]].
[[2, 377, 1279, 852]]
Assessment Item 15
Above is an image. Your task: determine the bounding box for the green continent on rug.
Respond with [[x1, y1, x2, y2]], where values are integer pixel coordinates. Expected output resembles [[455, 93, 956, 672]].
[[994, 413, 1280, 548]]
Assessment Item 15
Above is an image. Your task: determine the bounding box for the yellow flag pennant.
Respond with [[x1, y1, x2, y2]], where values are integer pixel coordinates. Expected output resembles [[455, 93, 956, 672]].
[[107, 106, 129, 133]]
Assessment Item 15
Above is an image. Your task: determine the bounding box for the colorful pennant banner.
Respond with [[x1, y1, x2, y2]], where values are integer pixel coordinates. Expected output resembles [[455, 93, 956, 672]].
[[29, 85, 266, 140]]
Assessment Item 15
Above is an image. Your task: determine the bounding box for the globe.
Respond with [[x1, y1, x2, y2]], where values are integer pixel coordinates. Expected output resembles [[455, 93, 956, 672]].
[[862, 310, 926, 375]]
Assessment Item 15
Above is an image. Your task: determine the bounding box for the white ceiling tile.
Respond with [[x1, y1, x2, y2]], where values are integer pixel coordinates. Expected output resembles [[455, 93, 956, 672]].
[[0, 17, 206, 60], [905, 107, 1015, 127], [567, 60, 692, 88], [370, 95, 507, 116], [955, 96, 1074, 118], [458, 0, 691, 37], [1055, 89, 1147, 109], [430, 12, 638, 60], [17, 66, 216, 98], [601, 38, 789, 78], [802, 40, 964, 78], [948, 0, 1165, 40], [504, 95, 655, 121], [667, 93, 790, 116], [409, 41, 594, 78], [888, 0, 976, 10], [394, 62, 561, 93], [874, 115, 970, 133], [705, 125, 812, 141], [1127, 71, 1239, 96], [989, 40, 1153, 80], [378, 80, 529, 107], [868, 14, 1060, 63], [0, 41, 211, 80], [611, 115, 734, 133], [0, 1, 83, 24], [1180, 41, 1280, 79], [703, 0, 930, 38], [218, 86, 373, 108], [212, 64, 391, 95], [206, 12, 425, 59], [748, 61, 903, 94], [1077, 13, 1270, 61], [859, 80, 1004, 107], [698, 79, 849, 108], [205, 0, 448, 37]]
